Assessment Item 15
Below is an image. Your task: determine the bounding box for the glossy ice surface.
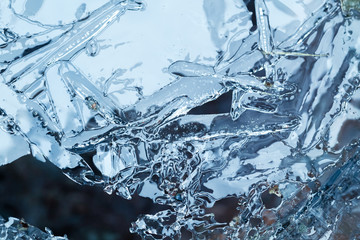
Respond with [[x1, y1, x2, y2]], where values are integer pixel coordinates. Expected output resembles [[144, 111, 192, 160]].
[[1, 0, 360, 239]]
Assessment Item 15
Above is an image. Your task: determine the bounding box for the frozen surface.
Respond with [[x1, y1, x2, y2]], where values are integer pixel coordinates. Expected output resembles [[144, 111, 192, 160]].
[[1, 0, 360, 238]]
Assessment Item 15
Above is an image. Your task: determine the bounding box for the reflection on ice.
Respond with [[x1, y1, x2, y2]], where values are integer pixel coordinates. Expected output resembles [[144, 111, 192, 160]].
[[1, 0, 360, 239]]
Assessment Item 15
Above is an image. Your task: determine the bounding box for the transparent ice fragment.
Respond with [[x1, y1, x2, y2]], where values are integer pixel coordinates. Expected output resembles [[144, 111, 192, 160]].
[[0, 215, 67, 240], [230, 89, 245, 121], [46, 64, 83, 137], [255, 0, 273, 53], [240, 91, 279, 113], [93, 143, 136, 178], [168, 61, 215, 77], [126, 76, 226, 126]]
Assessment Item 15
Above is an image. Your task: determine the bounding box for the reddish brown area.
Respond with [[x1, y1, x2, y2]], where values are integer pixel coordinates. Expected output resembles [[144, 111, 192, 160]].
[[278, 185, 311, 218], [262, 210, 277, 226]]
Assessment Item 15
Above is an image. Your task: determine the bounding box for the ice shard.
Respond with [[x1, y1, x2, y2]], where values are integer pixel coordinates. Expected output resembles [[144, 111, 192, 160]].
[[1, 0, 360, 239]]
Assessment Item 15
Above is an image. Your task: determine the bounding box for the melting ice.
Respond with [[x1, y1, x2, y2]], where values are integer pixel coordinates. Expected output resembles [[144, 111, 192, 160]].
[[1, 0, 360, 239]]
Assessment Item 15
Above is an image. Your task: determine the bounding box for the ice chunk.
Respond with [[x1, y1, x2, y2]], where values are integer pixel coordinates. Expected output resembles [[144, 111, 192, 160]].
[[93, 142, 136, 178], [1, 0, 360, 239], [0, 215, 67, 239]]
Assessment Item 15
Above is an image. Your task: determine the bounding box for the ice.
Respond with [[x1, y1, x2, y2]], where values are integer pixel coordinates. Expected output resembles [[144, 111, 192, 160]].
[[0, 215, 67, 239], [10, 0, 108, 26], [1, 0, 360, 239], [0, 127, 29, 165]]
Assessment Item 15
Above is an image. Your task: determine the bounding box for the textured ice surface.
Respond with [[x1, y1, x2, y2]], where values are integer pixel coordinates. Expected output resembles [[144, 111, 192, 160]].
[[1, 0, 360, 239], [0, 215, 67, 239]]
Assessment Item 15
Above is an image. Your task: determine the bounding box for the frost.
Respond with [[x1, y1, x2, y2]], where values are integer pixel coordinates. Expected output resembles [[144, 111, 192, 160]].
[[1, 0, 360, 239]]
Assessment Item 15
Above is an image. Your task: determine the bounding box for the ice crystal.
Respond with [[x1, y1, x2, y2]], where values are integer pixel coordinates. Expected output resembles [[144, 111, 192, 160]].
[[1, 0, 360, 239]]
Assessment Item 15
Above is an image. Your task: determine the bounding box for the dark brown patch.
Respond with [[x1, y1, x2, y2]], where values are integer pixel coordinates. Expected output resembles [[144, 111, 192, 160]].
[[261, 188, 282, 209]]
